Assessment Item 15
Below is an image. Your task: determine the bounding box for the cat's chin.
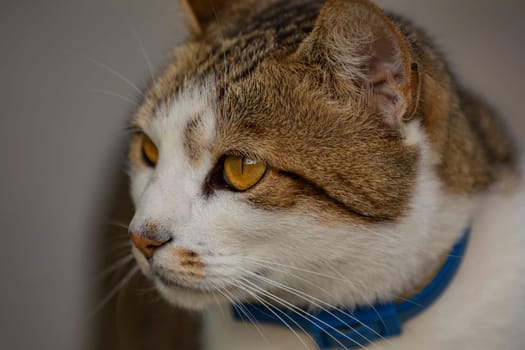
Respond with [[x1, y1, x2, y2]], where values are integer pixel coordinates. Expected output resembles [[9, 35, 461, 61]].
[[154, 278, 229, 310]]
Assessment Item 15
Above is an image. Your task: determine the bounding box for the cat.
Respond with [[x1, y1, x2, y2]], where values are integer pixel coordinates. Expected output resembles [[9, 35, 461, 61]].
[[126, 0, 525, 349]]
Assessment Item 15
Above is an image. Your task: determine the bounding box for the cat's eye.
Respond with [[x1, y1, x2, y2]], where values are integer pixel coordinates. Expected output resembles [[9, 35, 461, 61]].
[[223, 155, 267, 191], [141, 133, 159, 167]]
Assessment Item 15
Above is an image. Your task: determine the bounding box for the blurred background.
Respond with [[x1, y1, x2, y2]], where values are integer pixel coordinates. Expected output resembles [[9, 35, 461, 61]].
[[1, 0, 524, 349]]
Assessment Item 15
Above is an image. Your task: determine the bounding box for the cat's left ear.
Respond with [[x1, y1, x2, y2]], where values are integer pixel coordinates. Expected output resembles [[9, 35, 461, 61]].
[[296, 0, 420, 126], [180, 0, 230, 36]]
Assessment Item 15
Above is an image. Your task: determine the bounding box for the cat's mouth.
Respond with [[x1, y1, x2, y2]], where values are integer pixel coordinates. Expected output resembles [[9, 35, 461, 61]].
[[149, 266, 270, 309], [151, 271, 254, 309], [151, 268, 250, 297]]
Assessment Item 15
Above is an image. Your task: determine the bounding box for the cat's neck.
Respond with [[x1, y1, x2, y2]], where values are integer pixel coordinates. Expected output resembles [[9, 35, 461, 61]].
[[202, 169, 525, 350], [202, 196, 477, 350]]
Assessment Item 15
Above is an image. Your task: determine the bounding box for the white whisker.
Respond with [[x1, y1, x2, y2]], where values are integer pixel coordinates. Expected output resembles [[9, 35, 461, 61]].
[[66, 51, 143, 94], [99, 239, 132, 257], [240, 268, 380, 346], [89, 88, 140, 106], [238, 277, 357, 350], [322, 260, 396, 347], [106, 220, 129, 230], [88, 265, 139, 320], [236, 279, 312, 350], [244, 257, 347, 282], [84, 55, 142, 94], [210, 287, 227, 319], [129, 27, 155, 82], [219, 286, 272, 346], [92, 255, 134, 284], [104, 233, 131, 244], [244, 259, 345, 300]]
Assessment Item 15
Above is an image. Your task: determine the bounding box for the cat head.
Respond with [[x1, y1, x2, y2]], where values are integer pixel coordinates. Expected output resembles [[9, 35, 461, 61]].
[[127, 0, 462, 310]]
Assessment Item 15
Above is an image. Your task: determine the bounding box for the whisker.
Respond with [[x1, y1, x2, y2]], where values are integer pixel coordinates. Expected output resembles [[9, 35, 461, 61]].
[[92, 255, 134, 285], [106, 220, 130, 230], [240, 268, 380, 346], [244, 260, 344, 300], [88, 265, 139, 320], [236, 279, 312, 350], [104, 234, 132, 246], [210, 288, 228, 320], [66, 50, 143, 94], [322, 260, 396, 347], [244, 260, 405, 343], [135, 281, 159, 296], [83, 55, 142, 94], [129, 26, 155, 82], [246, 255, 421, 306], [98, 246, 133, 263], [344, 225, 464, 259], [323, 258, 422, 307], [244, 257, 347, 282], [105, 238, 131, 250], [238, 278, 356, 350], [89, 88, 140, 106], [219, 286, 272, 346]]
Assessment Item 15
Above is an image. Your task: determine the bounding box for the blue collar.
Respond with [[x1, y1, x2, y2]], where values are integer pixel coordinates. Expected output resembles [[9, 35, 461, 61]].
[[232, 227, 470, 349]]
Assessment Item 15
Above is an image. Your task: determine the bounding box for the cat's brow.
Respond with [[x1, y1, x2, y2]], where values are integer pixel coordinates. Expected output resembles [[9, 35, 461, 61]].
[[183, 114, 206, 163], [128, 114, 150, 132], [127, 119, 142, 132]]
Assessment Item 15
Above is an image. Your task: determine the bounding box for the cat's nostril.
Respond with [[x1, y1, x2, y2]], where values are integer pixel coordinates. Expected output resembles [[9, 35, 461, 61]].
[[130, 233, 171, 259]]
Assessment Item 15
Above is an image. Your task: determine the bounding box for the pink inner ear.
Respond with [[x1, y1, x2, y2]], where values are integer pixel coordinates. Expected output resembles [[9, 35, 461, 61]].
[[366, 34, 408, 123], [369, 33, 405, 84]]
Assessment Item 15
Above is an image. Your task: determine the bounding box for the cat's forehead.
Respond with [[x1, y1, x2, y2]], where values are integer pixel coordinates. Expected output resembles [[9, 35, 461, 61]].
[[133, 0, 324, 128]]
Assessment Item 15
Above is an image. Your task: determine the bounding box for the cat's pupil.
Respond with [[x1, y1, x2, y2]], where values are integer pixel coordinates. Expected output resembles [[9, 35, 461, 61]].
[[141, 133, 158, 167], [223, 155, 267, 191]]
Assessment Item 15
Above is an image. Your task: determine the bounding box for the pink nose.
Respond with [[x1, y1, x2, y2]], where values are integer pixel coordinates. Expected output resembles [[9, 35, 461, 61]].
[[130, 233, 170, 258]]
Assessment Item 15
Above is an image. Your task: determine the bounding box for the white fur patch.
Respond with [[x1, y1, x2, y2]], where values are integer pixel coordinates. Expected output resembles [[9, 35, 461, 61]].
[[402, 120, 424, 146], [129, 79, 216, 232]]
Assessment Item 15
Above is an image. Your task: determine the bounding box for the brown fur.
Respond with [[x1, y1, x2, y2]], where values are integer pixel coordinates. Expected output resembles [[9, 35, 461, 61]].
[[173, 246, 205, 277], [183, 114, 207, 164], [132, 0, 517, 224], [393, 15, 518, 192]]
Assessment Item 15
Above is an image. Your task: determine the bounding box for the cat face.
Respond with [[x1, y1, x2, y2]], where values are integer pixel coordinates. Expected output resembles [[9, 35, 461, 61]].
[[127, 0, 446, 310]]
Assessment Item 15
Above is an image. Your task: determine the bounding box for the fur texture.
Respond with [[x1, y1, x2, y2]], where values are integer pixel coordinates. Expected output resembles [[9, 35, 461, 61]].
[[126, 0, 524, 349]]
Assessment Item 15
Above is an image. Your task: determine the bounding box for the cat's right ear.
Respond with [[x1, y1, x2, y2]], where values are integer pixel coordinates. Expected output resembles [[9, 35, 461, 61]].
[[180, 0, 230, 36]]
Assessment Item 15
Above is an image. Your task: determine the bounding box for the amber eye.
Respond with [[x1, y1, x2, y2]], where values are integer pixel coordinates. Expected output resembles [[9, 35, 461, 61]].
[[141, 133, 159, 166], [223, 155, 267, 191]]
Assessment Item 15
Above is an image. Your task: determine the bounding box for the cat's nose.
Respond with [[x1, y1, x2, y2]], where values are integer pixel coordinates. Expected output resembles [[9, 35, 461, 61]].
[[129, 233, 171, 259]]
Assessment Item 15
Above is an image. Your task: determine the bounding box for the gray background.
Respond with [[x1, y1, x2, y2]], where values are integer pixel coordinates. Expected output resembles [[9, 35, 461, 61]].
[[1, 0, 523, 349]]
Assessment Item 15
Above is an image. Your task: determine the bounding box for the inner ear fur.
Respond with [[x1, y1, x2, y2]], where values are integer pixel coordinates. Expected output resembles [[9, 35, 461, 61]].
[[296, 0, 420, 126]]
